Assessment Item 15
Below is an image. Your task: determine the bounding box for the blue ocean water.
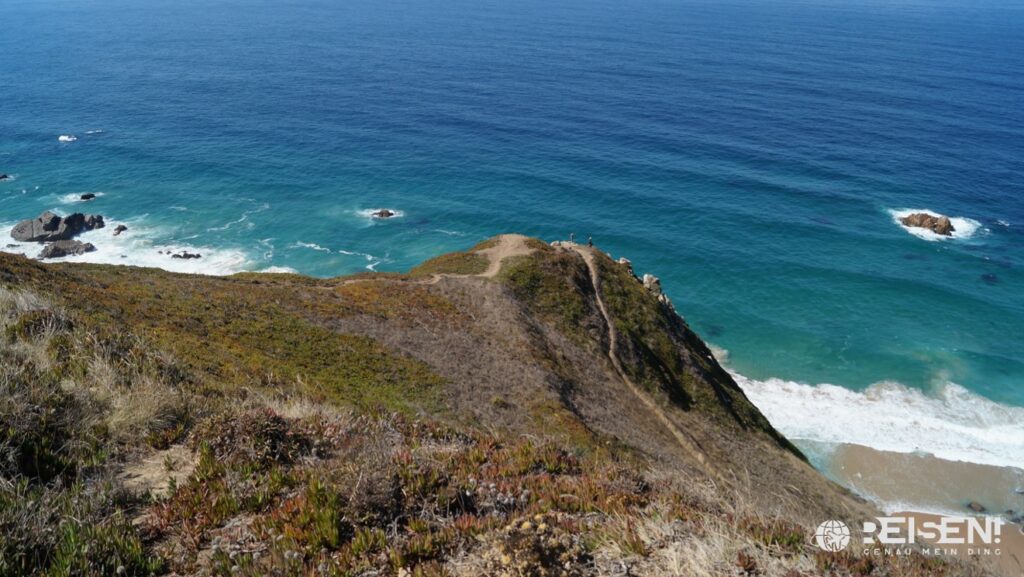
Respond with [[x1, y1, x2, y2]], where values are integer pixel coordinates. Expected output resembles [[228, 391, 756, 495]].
[[2, 0, 1023, 469]]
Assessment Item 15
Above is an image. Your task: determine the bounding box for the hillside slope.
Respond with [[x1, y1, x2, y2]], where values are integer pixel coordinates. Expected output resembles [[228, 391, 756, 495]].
[[0, 236, 983, 576]]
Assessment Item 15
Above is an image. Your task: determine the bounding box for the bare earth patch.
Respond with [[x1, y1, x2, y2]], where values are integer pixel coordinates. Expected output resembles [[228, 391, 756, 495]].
[[120, 444, 196, 498]]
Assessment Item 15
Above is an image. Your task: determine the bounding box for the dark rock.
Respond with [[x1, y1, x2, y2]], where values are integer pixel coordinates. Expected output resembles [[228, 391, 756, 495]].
[[38, 240, 96, 259], [113, 224, 128, 236], [80, 193, 96, 201], [372, 209, 395, 219], [967, 501, 986, 513], [900, 213, 955, 236], [170, 251, 202, 260], [981, 273, 999, 285], [0, 174, 9, 181], [11, 211, 105, 242]]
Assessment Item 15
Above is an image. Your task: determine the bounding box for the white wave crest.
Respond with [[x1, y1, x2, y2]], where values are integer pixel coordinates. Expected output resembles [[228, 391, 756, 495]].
[[57, 135, 77, 143], [889, 208, 983, 241], [732, 372, 1024, 469], [260, 266, 298, 274], [84, 130, 104, 135]]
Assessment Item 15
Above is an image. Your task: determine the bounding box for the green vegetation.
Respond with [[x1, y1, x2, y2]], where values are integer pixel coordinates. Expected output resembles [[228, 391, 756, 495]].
[[410, 251, 489, 277], [497, 251, 596, 346]]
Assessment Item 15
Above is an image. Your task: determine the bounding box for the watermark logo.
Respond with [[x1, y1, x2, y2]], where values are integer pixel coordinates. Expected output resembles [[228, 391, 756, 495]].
[[816, 516, 1003, 558], [815, 519, 852, 552]]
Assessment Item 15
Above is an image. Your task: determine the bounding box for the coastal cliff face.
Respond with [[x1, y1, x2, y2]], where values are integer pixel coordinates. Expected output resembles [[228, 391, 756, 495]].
[[0, 236, 982, 576]]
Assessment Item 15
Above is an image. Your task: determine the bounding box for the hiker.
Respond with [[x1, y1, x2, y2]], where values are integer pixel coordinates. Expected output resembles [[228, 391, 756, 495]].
[[569, 232, 575, 244], [587, 236, 593, 247]]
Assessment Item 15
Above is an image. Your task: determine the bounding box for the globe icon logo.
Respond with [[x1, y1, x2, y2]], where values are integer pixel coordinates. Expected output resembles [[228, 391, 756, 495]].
[[815, 520, 851, 552]]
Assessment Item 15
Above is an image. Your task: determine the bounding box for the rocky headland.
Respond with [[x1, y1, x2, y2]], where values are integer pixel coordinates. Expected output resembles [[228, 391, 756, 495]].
[[0, 235, 997, 576]]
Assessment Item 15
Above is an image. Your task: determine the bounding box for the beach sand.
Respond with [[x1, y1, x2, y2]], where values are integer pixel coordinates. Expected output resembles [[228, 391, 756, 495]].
[[825, 444, 1024, 576], [826, 443, 1024, 517]]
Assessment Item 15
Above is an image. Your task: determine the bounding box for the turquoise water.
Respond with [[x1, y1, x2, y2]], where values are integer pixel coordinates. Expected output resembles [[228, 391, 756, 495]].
[[2, 0, 1022, 467]]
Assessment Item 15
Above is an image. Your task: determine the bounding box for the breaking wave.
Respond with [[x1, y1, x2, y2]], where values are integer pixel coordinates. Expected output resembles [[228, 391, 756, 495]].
[[732, 371, 1024, 470]]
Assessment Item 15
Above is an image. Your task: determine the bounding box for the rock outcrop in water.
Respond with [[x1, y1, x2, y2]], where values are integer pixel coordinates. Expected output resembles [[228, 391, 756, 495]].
[[11, 211, 105, 242], [38, 240, 97, 259], [900, 212, 955, 236]]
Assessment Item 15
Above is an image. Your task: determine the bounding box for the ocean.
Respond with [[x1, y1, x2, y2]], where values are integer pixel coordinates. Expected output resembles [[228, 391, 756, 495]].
[[2, 0, 1022, 513]]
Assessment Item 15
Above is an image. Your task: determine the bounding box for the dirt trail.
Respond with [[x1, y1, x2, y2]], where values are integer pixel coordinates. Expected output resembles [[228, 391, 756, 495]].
[[330, 233, 535, 287], [571, 245, 725, 485], [476, 234, 535, 278]]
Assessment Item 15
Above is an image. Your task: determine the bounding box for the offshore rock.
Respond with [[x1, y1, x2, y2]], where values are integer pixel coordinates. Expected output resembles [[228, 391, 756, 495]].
[[11, 211, 105, 242]]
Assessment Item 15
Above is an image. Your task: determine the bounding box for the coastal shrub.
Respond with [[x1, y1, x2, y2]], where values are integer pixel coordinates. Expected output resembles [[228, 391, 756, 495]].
[[189, 407, 309, 468]]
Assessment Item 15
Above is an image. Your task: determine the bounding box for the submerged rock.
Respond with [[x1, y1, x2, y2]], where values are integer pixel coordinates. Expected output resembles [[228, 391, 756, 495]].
[[80, 193, 97, 201], [170, 251, 202, 260], [113, 224, 128, 236], [38, 240, 96, 259], [967, 501, 986, 513], [900, 212, 955, 236], [11, 211, 105, 242], [372, 209, 396, 219], [0, 174, 9, 181]]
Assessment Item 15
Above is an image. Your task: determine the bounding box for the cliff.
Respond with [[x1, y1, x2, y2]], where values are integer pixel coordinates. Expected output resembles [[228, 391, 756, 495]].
[[0, 236, 983, 576]]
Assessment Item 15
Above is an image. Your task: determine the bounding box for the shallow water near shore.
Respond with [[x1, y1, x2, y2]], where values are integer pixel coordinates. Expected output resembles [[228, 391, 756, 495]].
[[2, 0, 1022, 513]]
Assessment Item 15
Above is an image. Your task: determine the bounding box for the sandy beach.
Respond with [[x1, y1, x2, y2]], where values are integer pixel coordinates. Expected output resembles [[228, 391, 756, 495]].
[[824, 443, 1024, 576]]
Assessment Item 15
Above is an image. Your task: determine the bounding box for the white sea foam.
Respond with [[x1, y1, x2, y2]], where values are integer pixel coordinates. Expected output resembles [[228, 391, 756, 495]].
[[84, 130, 104, 135], [260, 266, 298, 274], [2, 218, 250, 276], [732, 371, 1024, 470], [337, 248, 384, 270], [207, 214, 249, 232], [57, 135, 77, 143], [996, 219, 1011, 228], [889, 208, 983, 241], [291, 242, 382, 270], [294, 241, 332, 252]]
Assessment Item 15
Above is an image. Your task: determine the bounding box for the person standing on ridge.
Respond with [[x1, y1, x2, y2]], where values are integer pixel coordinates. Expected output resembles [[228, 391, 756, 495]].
[[587, 235, 593, 247], [569, 232, 575, 244]]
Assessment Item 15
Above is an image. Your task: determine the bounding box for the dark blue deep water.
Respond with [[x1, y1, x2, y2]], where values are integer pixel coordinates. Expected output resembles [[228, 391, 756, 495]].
[[2, 0, 1023, 471]]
